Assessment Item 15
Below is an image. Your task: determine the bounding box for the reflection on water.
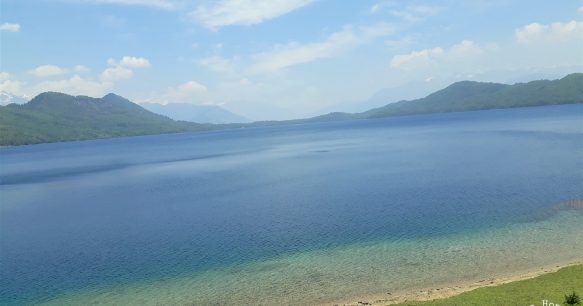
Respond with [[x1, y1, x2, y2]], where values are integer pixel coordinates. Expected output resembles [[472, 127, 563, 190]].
[[1, 104, 582, 305]]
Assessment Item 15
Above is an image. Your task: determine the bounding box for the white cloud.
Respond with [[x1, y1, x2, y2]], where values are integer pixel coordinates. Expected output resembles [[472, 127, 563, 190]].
[[387, 18, 582, 85], [390, 47, 444, 68], [449, 40, 483, 56], [0, 72, 25, 96], [178, 80, 208, 93], [30, 65, 69, 77], [101, 66, 134, 81], [369, 2, 442, 22], [33, 75, 113, 97], [100, 56, 149, 81], [0, 72, 11, 82], [370, 3, 382, 14], [391, 40, 483, 69], [27, 64, 91, 79], [119, 56, 151, 68], [74, 65, 90, 73], [5, 57, 153, 99], [148, 80, 209, 104], [0, 23, 20, 32], [107, 56, 151, 68], [249, 23, 394, 74], [79, 0, 174, 9], [198, 55, 236, 73], [191, 0, 315, 29], [390, 5, 442, 23], [370, 0, 396, 14], [0, 79, 24, 96], [0, 92, 28, 105], [194, 23, 393, 76], [516, 20, 582, 43]]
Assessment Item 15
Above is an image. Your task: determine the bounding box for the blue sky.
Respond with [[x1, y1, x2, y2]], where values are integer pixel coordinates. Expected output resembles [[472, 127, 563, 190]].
[[1, 0, 582, 119]]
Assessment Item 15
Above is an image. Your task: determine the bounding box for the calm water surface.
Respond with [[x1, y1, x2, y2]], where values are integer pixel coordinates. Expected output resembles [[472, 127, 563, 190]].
[[1, 104, 582, 305]]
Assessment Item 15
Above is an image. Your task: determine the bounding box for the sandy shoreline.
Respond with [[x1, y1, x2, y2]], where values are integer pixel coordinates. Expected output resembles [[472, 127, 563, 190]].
[[324, 260, 583, 306]]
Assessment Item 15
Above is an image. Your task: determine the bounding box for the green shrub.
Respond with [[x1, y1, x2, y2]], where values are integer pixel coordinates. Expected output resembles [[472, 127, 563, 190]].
[[565, 291, 580, 305]]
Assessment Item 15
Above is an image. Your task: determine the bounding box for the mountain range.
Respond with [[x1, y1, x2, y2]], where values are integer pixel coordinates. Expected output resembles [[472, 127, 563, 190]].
[[0, 93, 211, 146], [140, 102, 249, 124], [246, 73, 583, 125], [1, 73, 581, 146], [361, 73, 583, 118]]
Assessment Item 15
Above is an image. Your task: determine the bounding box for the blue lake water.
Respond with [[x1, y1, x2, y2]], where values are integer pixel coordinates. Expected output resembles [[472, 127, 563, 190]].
[[1, 104, 582, 305]]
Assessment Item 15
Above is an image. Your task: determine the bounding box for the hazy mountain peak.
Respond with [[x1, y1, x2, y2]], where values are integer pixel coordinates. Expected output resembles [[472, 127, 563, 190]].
[[140, 102, 249, 124], [439, 80, 506, 92], [102, 93, 125, 100], [27, 92, 76, 108], [101, 93, 135, 106], [34, 91, 70, 100]]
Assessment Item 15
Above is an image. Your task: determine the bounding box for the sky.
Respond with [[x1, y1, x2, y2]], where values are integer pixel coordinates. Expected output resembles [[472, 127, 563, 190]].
[[1, 0, 582, 120]]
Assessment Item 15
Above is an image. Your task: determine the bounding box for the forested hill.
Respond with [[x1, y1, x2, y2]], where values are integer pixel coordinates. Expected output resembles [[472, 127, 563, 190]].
[[0, 92, 211, 146], [361, 73, 583, 118]]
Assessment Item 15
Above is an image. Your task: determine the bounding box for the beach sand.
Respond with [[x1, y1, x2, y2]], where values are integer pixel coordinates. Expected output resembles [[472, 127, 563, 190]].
[[326, 261, 583, 306]]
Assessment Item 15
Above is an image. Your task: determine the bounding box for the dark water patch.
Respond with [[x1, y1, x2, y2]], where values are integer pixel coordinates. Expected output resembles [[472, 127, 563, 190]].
[[0, 162, 132, 185], [0, 151, 254, 185]]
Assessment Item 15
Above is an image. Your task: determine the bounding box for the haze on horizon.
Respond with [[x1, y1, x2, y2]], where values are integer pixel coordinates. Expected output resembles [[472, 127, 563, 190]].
[[1, 0, 582, 120]]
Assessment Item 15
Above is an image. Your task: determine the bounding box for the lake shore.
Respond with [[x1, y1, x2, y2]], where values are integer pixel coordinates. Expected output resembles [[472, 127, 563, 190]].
[[35, 210, 583, 306], [328, 260, 583, 306]]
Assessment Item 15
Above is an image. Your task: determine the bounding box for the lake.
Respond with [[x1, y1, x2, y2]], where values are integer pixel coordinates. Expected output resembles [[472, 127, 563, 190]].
[[1, 104, 582, 305]]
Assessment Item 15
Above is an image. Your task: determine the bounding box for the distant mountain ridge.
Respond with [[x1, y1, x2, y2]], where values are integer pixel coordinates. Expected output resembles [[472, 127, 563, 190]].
[[361, 73, 583, 118], [0, 73, 581, 146], [247, 73, 583, 126], [0, 92, 210, 146], [141, 102, 249, 124]]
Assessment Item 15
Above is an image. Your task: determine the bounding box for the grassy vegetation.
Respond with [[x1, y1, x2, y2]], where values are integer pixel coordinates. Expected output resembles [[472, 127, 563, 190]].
[[396, 265, 583, 306]]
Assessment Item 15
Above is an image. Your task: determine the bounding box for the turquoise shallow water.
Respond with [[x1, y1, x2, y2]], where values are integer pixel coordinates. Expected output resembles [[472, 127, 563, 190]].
[[1, 104, 582, 305], [40, 210, 583, 305]]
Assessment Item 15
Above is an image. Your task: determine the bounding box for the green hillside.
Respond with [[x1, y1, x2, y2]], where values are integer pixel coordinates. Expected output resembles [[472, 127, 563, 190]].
[[0, 92, 211, 146], [362, 73, 583, 118]]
